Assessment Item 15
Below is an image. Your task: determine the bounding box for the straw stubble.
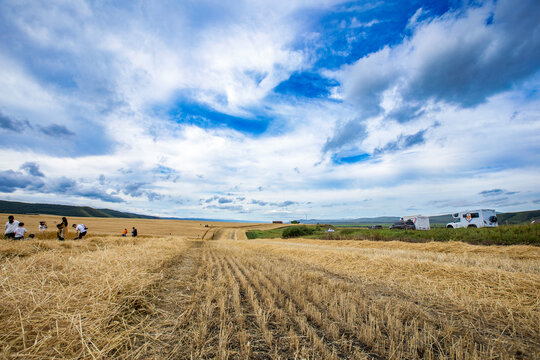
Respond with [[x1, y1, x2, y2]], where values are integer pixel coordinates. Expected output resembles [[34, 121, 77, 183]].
[[1, 232, 539, 359]]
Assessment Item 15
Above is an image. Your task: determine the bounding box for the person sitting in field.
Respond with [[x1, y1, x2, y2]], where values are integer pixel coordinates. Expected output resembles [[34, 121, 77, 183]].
[[4, 215, 19, 239], [122, 228, 128, 237], [131, 227, 137, 237], [72, 223, 88, 240], [14, 222, 27, 240], [39, 221, 48, 231]]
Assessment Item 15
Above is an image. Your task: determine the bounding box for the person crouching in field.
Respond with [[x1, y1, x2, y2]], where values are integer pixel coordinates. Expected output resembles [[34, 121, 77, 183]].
[[73, 224, 88, 240], [122, 228, 128, 237], [14, 222, 27, 240], [57, 217, 68, 241], [4, 215, 19, 239], [39, 221, 47, 231]]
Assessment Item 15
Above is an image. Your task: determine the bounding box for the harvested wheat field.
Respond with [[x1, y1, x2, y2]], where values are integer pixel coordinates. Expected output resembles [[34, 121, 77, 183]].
[[1, 222, 539, 359]]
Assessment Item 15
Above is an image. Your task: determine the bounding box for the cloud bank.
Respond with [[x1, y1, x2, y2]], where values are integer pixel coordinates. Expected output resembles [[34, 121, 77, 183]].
[[0, 0, 538, 220]]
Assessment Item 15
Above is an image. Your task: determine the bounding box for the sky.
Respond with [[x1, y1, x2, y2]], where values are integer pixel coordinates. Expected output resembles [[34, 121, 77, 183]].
[[0, 0, 539, 221]]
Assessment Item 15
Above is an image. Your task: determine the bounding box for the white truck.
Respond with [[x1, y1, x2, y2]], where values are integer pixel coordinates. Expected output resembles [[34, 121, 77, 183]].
[[402, 215, 431, 230], [446, 209, 498, 228]]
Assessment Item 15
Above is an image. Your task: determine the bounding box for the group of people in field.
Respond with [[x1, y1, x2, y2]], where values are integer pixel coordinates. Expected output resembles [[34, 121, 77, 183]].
[[3, 215, 31, 240], [122, 227, 138, 237], [54, 217, 88, 241], [4, 215, 139, 241]]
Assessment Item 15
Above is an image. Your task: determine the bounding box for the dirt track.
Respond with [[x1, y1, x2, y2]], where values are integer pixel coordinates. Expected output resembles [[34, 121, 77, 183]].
[[142, 240, 379, 359]]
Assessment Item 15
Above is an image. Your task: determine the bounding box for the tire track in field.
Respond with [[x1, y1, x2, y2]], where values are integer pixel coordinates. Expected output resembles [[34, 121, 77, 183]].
[[239, 249, 440, 359], [213, 249, 274, 359], [242, 255, 382, 360], [139, 240, 204, 359], [228, 250, 379, 360], [220, 251, 281, 357], [224, 249, 353, 359]]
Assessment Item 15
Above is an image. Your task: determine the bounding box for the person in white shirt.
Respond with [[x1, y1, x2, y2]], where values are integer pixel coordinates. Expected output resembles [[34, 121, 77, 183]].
[[4, 215, 19, 239], [14, 222, 27, 240], [72, 224, 88, 239]]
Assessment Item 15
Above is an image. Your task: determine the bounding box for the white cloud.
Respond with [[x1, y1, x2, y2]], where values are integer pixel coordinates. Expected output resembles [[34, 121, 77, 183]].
[[0, 0, 538, 220]]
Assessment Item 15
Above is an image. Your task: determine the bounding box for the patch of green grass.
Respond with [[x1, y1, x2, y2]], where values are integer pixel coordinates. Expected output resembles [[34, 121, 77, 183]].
[[282, 225, 315, 238], [246, 228, 286, 239], [247, 224, 540, 245]]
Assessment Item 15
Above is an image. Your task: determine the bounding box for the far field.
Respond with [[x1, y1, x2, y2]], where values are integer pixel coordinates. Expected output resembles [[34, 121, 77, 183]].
[[1, 214, 539, 359], [248, 223, 540, 245]]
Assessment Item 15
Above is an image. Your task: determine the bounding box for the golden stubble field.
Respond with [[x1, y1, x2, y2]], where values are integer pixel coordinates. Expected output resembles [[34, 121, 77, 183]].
[[0, 213, 281, 239], [1, 215, 539, 359]]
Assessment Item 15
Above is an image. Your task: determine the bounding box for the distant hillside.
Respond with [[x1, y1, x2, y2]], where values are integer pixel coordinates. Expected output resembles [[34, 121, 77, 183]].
[[300, 216, 400, 224], [429, 211, 540, 225], [299, 210, 540, 225], [497, 210, 540, 224], [0, 200, 158, 219]]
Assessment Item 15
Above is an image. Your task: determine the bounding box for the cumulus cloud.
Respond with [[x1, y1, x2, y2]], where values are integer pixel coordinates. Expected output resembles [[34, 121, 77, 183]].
[[71, 187, 124, 203], [0, 112, 18, 131], [276, 200, 297, 207], [201, 194, 301, 214], [40, 176, 124, 203], [0, 111, 32, 132], [0, 167, 123, 203], [123, 182, 147, 197], [373, 129, 427, 154], [39, 124, 75, 137], [20, 162, 45, 177], [479, 189, 518, 197], [479, 189, 504, 196], [0, 0, 538, 220], [207, 204, 246, 212], [0, 169, 45, 192], [120, 182, 164, 202], [322, 120, 367, 153], [329, 0, 540, 152], [401, 0, 540, 107]]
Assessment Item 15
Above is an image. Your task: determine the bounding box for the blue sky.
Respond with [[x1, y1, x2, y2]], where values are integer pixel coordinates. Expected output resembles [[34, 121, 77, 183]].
[[0, 0, 539, 221]]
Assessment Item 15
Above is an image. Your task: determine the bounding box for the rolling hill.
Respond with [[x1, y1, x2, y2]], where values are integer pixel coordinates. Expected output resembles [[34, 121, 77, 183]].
[[299, 210, 539, 225], [0, 200, 158, 219]]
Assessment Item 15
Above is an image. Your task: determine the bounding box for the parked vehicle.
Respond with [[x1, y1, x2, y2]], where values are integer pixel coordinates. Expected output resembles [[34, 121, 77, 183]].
[[371, 225, 383, 229], [389, 219, 415, 230], [446, 209, 498, 228], [401, 215, 430, 230]]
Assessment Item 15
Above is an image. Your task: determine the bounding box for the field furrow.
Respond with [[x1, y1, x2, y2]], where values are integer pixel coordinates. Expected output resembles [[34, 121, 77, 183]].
[[229, 250, 362, 359], [217, 239, 540, 359], [213, 250, 255, 359], [238, 254, 380, 359]]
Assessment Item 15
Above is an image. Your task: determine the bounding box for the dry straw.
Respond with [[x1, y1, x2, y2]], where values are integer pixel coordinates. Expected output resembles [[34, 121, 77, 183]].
[[1, 227, 539, 359], [0, 236, 189, 359]]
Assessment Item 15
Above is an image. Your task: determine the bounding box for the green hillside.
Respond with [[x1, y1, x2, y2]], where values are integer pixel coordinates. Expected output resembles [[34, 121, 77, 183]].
[[497, 210, 540, 224], [304, 210, 539, 226], [0, 200, 158, 219]]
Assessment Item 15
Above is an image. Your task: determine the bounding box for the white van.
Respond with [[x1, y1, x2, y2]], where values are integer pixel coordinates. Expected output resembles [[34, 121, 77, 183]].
[[402, 215, 431, 230], [446, 209, 498, 228]]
